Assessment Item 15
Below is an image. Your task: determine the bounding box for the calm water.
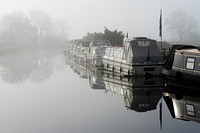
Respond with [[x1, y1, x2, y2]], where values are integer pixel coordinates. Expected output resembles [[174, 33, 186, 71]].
[[0, 48, 200, 133]]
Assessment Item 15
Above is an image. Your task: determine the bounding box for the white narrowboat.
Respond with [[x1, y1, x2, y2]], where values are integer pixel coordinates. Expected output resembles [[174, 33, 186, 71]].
[[75, 42, 89, 65], [102, 37, 164, 76], [87, 40, 111, 67]]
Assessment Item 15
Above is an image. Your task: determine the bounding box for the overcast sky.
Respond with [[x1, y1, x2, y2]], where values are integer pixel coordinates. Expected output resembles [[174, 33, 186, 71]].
[[1, 0, 200, 40]]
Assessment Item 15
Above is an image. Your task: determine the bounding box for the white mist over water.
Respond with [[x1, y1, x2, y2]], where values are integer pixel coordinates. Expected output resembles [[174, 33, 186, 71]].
[[1, 0, 200, 40]]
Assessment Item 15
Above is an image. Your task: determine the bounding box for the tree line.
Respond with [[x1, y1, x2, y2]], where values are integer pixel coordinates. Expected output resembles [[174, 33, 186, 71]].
[[0, 9, 199, 48], [0, 10, 69, 47], [82, 27, 124, 46]]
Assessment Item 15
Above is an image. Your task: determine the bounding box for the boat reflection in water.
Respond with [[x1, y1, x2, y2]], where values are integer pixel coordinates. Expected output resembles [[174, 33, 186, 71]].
[[123, 78, 163, 112], [163, 83, 200, 123], [88, 68, 164, 112], [65, 54, 200, 130], [88, 68, 105, 89], [74, 62, 88, 79]]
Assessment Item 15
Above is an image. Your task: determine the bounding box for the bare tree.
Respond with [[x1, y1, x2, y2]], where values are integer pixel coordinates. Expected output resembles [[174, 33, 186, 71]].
[[0, 11, 37, 45], [29, 10, 69, 41], [51, 19, 69, 40], [166, 9, 198, 42], [0, 10, 69, 47], [29, 10, 52, 37]]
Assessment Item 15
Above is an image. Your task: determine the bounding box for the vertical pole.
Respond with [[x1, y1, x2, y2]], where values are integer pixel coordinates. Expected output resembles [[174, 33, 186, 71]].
[[159, 98, 163, 130], [159, 9, 163, 54]]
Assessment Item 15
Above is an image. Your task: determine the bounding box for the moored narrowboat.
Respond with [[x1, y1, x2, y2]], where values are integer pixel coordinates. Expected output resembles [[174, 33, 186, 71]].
[[75, 41, 89, 65], [162, 45, 200, 82], [87, 40, 111, 67], [102, 37, 164, 76]]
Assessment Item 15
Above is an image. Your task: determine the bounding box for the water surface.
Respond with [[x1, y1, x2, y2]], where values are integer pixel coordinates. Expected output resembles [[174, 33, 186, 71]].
[[0, 48, 199, 133]]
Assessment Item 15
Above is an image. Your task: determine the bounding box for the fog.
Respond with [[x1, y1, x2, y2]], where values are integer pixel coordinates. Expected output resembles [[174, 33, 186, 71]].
[[1, 1, 200, 133], [1, 0, 200, 41]]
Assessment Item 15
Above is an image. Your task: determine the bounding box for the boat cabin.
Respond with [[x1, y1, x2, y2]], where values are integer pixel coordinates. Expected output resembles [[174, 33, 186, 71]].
[[102, 37, 164, 76], [162, 45, 200, 82], [87, 40, 111, 67], [124, 37, 163, 63], [89, 40, 111, 48]]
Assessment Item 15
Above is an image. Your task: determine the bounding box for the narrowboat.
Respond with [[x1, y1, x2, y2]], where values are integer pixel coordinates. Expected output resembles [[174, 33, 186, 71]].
[[162, 45, 200, 82], [87, 40, 111, 67], [75, 41, 89, 65], [102, 37, 164, 76]]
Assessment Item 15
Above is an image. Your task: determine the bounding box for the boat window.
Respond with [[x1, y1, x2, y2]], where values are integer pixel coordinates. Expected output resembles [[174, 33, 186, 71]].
[[114, 50, 117, 57], [186, 104, 195, 117], [96, 49, 103, 55], [138, 41, 150, 47], [116, 51, 120, 58], [186, 57, 195, 70], [114, 50, 116, 57], [92, 50, 96, 55], [110, 50, 113, 56], [108, 49, 111, 56], [105, 49, 108, 55], [107, 49, 110, 56], [120, 51, 123, 58], [123, 51, 127, 60], [116, 51, 119, 58]]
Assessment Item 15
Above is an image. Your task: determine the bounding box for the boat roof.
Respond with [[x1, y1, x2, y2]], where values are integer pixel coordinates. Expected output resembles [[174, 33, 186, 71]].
[[176, 48, 200, 54], [163, 45, 197, 70], [129, 37, 155, 42], [105, 47, 124, 52]]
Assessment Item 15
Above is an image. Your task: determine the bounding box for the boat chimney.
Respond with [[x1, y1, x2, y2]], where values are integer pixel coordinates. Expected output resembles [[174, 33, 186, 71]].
[[126, 33, 128, 38]]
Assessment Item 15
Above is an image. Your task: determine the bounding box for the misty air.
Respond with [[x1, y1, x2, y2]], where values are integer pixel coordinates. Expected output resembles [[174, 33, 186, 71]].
[[0, 0, 200, 133]]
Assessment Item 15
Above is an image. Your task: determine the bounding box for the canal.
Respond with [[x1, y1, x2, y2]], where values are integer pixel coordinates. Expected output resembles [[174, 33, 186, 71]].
[[0, 48, 199, 133]]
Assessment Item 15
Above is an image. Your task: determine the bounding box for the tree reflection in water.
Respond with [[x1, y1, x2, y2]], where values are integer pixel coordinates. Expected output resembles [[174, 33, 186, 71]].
[[0, 48, 65, 84]]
